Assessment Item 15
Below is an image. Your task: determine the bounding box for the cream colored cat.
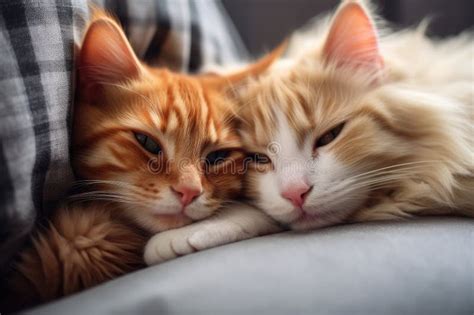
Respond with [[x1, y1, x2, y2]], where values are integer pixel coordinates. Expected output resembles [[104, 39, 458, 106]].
[[144, 0, 473, 265]]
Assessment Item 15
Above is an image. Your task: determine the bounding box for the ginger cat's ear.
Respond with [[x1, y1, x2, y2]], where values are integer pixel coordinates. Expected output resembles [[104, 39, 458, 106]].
[[225, 40, 288, 84], [79, 11, 142, 100], [201, 40, 288, 90], [323, 1, 383, 73]]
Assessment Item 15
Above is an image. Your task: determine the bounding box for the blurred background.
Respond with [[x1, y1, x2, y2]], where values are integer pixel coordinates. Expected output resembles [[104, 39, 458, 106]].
[[222, 0, 474, 55]]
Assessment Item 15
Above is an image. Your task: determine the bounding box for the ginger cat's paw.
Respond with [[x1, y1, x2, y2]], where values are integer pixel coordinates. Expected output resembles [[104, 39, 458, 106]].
[[144, 206, 282, 266], [144, 228, 197, 265], [143, 224, 233, 265], [143, 222, 247, 265]]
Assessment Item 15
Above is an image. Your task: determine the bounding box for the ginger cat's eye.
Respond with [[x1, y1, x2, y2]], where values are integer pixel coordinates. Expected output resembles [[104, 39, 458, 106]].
[[249, 153, 271, 164], [134, 133, 162, 154], [206, 150, 231, 165], [316, 123, 345, 148]]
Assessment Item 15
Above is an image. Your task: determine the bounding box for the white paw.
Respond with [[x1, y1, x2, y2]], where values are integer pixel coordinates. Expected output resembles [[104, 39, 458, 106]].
[[188, 223, 244, 250], [143, 229, 196, 266]]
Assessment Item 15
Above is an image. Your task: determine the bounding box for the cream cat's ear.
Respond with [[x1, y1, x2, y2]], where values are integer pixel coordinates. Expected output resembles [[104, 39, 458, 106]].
[[323, 1, 383, 74], [78, 11, 142, 100]]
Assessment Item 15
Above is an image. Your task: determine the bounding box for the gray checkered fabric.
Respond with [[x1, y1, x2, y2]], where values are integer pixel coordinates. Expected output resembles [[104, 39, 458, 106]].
[[0, 0, 247, 272]]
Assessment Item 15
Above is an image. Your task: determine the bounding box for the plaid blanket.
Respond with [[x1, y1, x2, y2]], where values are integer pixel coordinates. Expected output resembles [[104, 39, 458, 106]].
[[0, 0, 247, 272]]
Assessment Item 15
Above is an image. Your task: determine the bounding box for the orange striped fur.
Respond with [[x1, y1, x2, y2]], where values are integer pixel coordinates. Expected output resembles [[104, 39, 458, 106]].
[[5, 9, 281, 310]]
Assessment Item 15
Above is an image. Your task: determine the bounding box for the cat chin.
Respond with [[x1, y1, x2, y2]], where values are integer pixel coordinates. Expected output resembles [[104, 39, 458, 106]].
[[183, 203, 217, 221], [124, 210, 193, 233], [121, 199, 219, 232], [148, 205, 212, 221], [263, 206, 344, 231], [151, 213, 193, 226], [284, 204, 359, 231], [262, 200, 359, 231], [289, 210, 348, 231]]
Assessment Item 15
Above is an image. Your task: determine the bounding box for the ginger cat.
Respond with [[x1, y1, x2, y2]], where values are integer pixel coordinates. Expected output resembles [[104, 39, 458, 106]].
[[3, 10, 282, 310], [144, 0, 473, 265]]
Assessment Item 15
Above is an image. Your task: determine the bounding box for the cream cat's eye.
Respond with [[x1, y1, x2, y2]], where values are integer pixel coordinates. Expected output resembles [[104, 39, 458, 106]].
[[134, 132, 162, 154], [316, 123, 345, 148]]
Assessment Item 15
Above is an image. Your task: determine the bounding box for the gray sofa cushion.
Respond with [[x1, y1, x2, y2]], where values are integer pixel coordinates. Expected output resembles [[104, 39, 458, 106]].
[[24, 218, 473, 315]]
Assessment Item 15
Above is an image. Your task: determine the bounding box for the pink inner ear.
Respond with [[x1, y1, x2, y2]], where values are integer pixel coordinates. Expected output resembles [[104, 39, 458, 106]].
[[323, 2, 383, 72], [79, 19, 141, 89]]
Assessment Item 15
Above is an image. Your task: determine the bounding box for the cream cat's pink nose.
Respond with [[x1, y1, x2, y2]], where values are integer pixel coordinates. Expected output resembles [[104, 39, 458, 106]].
[[172, 185, 202, 208], [281, 183, 312, 208]]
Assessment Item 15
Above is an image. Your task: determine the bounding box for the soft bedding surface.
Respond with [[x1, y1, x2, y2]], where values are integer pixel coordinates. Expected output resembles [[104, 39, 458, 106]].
[[25, 218, 474, 315]]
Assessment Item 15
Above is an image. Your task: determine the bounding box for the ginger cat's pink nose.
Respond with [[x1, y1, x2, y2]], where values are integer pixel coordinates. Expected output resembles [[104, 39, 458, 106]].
[[281, 183, 312, 208], [172, 184, 202, 207]]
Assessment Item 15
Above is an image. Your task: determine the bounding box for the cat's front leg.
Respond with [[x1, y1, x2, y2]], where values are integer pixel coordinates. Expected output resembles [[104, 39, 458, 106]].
[[144, 203, 281, 265]]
